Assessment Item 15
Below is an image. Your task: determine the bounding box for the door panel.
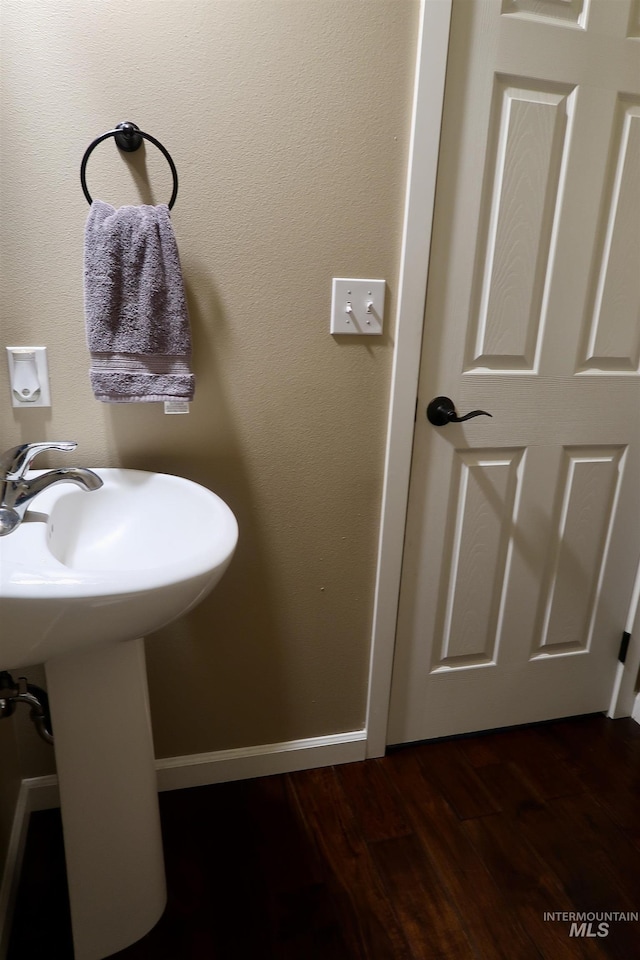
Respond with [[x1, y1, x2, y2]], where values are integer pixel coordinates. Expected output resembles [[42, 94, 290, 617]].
[[583, 98, 640, 370], [535, 446, 626, 654], [387, 0, 640, 744], [434, 447, 523, 668], [468, 78, 573, 372]]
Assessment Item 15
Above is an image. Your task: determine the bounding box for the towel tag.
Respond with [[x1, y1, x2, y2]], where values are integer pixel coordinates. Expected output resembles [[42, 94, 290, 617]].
[[164, 401, 190, 415]]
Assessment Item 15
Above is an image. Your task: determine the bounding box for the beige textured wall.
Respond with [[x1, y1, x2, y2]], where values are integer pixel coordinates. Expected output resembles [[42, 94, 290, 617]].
[[0, 0, 418, 773]]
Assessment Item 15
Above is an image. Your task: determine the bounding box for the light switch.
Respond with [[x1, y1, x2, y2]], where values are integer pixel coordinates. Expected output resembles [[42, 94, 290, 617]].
[[331, 278, 385, 335]]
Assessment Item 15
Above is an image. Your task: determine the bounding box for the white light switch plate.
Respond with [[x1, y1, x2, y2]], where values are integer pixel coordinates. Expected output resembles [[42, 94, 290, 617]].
[[331, 278, 385, 335]]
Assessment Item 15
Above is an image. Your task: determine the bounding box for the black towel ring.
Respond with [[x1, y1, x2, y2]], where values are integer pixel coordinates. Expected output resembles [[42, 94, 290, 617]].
[[80, 122, 179, 210]]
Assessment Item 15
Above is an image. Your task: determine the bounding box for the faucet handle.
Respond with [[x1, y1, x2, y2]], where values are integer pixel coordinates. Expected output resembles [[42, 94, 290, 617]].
[[0, 441, 78, 480]]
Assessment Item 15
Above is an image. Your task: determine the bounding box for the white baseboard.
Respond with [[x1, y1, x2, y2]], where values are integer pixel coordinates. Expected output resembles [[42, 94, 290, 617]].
[[0, 774, 59, 960], [632, 693, 640, 726], [155, 728, 367, 791], [0, 729, 366, 954], [0, 783, 29, 959]]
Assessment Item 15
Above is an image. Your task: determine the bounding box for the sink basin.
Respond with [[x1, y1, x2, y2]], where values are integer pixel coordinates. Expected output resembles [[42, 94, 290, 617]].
[[0, 468, 238, 669]]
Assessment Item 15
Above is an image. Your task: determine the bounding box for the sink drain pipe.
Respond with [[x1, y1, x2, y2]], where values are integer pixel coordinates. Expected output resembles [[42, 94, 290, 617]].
[[0, 671, 54, 744]]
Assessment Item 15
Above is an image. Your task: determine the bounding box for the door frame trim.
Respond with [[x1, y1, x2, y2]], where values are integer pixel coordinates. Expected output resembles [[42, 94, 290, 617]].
[[365, 0, 453, 758]]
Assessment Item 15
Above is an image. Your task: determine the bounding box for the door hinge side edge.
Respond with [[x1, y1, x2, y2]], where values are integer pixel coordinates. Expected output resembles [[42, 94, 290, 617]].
[[618, 631, 631, 664]]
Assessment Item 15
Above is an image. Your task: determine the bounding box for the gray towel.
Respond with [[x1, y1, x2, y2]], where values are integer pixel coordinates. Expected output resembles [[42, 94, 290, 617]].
[[84, 200, 195, 402]]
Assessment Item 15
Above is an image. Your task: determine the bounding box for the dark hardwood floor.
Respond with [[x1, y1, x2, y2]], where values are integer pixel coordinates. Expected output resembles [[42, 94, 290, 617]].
[[8, 714, 640, 958]]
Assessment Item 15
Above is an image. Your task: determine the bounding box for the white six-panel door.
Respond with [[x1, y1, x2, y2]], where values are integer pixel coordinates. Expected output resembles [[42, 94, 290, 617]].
[[387, 0, 640, 744]]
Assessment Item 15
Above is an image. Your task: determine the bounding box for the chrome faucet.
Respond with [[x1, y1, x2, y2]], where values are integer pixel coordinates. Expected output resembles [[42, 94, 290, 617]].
[[0, 441, 103, 537]]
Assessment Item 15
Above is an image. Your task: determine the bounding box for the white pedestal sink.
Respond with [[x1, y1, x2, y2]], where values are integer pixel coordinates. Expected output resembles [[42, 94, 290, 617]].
[[0, 469, 238, 959]]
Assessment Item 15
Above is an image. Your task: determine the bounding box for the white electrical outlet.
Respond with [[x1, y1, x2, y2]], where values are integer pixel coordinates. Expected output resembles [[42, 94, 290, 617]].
[[331, 278, 385, 335]]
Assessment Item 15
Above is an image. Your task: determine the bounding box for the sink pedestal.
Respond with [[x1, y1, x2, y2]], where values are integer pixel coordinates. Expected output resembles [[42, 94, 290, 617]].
[[45, 638, 166, 960]]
